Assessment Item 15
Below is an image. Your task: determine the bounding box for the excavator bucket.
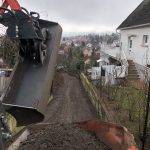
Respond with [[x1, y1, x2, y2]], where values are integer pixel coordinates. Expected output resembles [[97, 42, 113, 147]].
[[1, 19, 62, 126]]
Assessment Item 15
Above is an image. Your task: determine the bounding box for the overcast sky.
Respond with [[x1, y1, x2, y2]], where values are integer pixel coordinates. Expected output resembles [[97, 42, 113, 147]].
[[18, 0, 143, 34]]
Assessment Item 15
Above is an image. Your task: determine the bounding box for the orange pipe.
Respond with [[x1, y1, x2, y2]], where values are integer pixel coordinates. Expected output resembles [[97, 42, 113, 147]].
[[77, 120, 138, 150]]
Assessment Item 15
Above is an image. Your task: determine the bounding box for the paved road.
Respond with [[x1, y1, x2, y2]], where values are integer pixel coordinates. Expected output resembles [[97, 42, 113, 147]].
[[44, 72, 98, 124]]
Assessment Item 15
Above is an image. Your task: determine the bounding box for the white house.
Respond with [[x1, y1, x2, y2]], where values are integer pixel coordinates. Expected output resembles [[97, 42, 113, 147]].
[[91, 52, 125, 85], [92, 0, 150, 83], [118, 0, 150, 78]]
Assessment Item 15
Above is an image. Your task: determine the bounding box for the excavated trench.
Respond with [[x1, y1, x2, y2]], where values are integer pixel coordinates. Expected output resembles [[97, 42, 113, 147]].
[[7, 72, 109, 150], [7, 73, 138, 150], [43, 72, 98, 124]]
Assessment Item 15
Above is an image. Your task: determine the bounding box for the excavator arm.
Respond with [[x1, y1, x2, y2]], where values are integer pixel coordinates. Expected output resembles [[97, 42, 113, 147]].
[[0, 0, 21, 14]]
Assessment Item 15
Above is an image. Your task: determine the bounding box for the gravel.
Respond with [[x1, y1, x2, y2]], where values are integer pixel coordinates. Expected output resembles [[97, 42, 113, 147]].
[[18, 73, 110, 150], [19, 123, 109, 150]]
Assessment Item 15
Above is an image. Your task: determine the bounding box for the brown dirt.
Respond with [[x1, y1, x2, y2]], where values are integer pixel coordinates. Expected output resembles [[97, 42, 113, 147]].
[[19, 123, 109, 150], [18, 72, 108, 150], [43, 72, 98, 124]]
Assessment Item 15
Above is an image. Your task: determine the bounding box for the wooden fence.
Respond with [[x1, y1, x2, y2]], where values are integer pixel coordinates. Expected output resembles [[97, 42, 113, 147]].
[[80, 73, 114, 122]]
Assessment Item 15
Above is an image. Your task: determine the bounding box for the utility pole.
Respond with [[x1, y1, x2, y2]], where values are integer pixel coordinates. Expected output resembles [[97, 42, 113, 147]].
[[142, 81, 150, 150]]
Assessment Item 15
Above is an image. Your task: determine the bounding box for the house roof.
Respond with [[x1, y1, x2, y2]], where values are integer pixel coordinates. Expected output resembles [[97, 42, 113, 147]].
[[118, 0, 150, 29]]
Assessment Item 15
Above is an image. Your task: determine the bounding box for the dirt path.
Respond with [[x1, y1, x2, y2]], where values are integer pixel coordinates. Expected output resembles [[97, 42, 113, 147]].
[[17, 72, 109, 150], [44, 72, 98, 124]]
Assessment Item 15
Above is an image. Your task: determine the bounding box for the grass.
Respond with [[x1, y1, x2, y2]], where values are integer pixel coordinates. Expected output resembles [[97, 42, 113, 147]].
[[100, 85, 149, 147]]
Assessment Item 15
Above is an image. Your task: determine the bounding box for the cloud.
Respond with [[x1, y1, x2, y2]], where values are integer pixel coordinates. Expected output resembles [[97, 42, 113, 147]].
[[19, 0, 143, 33]]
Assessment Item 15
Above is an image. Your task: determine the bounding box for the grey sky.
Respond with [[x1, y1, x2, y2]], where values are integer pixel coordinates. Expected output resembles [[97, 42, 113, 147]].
[[19, 0, 143, 33]]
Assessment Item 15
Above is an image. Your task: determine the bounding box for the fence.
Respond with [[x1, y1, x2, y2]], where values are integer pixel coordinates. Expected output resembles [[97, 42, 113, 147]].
[[80, 73, 114, 122]]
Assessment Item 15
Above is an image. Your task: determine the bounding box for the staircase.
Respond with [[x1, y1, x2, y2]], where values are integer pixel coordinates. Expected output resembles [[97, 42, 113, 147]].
[[127, 60, 140, 81]]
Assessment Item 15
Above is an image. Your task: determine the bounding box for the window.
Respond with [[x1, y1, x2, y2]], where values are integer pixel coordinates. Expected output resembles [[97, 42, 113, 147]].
[[129, 39, 132, 48], [143, 35, 148, 45], [128, 37, 133, 49], [101, 68, 105, 76]]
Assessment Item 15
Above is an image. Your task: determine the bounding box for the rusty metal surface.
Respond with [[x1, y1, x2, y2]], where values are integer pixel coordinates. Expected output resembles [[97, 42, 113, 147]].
[[2, 20, 62, 126], [78, 120, 138, 150]]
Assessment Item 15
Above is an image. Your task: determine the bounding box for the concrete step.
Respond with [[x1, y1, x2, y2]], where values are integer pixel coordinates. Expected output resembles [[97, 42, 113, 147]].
[[128, 69, 138, 72], [127, 76, 139, 79], [128, 62, 134, 65], [127, 74, 140, 77], [128, 62, 134, 64], [128, 69, 138, 73], [127, 60, 140, 81], [128, 72, 139, 75], [128, 64, 136, 67], [128, 65, 136, 68], [127, 78, 139, 81], [128, 60, 134, 62], [127, 77, 140, 80], [128, 75, 139, 79], [127, 73, 139, 79], [128, 69, 137, 72], [128, 71, 138, 75], [128, 70, 138, 73]]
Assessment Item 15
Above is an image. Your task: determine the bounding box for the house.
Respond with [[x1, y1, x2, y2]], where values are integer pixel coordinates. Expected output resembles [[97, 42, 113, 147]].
[[91, 51, 125, 85], [91, 67, 101, 80], [118, 0, 150, 79], [91, 66, 117, 85], [90, 0, 150, 83]]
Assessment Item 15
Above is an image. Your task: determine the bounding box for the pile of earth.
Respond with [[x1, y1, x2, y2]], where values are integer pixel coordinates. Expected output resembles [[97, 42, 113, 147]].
[[19, 123, 110, 150]]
